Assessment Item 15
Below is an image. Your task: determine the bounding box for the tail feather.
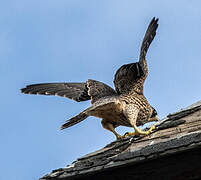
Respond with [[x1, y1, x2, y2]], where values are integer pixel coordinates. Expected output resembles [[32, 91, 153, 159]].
[[60, 112, 89, 130]]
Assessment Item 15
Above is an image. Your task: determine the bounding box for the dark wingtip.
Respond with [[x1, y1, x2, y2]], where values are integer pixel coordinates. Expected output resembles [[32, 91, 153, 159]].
[[60, 125, 65, 130], [150, 17, 159, 26], [152, 17, 159, 22], [60, 122, 70, 130], [153, 17, 159, 25], [21, 87, 26, 94], [21, 86, 32, 94]]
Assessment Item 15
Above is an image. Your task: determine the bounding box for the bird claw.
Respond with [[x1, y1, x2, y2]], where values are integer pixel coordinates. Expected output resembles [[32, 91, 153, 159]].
[[122, 132, 137, 138], [122, 126, 156, 138], [135, 126, 156, 136]]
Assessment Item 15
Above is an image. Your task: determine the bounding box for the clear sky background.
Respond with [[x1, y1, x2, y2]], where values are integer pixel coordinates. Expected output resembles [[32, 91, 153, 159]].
[[1, 0, 201, 179]]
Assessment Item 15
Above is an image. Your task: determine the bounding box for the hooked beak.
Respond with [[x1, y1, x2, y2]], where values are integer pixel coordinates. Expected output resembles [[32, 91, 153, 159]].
[[149, 115, 160, 122]]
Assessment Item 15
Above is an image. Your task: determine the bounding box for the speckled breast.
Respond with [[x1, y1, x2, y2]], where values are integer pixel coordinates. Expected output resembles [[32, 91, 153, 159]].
[[120, 93, 152, 127]]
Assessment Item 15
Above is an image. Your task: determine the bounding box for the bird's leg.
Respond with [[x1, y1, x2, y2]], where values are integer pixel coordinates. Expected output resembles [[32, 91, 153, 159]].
[[101, 120, 122, 140], [124, 105, 155, 137]]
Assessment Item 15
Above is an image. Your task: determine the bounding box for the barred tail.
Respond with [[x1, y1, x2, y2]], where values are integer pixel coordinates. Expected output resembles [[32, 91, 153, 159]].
[[60, 112, 89, 130]]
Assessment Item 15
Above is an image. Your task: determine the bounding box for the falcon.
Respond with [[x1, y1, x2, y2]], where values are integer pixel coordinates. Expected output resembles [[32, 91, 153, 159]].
[[21, 17, 159, 140]]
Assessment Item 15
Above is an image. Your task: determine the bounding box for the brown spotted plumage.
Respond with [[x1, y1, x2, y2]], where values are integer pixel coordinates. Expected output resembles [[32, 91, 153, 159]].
[[21, 17, 159, 140]]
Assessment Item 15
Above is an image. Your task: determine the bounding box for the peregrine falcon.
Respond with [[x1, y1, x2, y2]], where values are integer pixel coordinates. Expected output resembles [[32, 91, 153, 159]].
[[21, 17, 159, 140]]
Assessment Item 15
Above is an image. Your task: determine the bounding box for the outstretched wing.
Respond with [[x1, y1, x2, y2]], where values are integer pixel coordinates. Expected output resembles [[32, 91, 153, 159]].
[[21, 82, 90, 102], [87, 79, 117, 103], [21, 79, 117, 103], [114, 17, 158, 94], [139, 17, 158, 76], [114, 62, 144, 94]]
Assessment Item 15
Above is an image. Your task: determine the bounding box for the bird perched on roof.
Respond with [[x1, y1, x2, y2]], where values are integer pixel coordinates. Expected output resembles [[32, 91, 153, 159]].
[[21, 17, 159, 140]]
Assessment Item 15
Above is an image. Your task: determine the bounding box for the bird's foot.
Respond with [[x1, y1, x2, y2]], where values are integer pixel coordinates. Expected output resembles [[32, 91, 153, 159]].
[[134, 126, 156, 136], [122, 132, 137, 138], [115, 133, 135, 140], [123, 126, 156, 138]]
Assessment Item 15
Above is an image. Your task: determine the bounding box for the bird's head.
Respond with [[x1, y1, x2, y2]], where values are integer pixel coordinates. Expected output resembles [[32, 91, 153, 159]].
[[149, 107, 160, 122]]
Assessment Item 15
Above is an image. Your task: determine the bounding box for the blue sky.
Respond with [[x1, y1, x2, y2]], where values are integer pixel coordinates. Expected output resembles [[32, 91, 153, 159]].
[[1, 0, 201, 179]]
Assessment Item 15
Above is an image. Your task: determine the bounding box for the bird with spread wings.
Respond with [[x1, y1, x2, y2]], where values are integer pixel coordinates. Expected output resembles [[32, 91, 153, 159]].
[[21, 17, 159, 140]]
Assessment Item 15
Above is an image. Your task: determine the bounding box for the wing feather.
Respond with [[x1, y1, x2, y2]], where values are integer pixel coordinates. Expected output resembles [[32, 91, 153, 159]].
[[21, 82, 90, 102], [114, 17, 158, 94], [139, 17, 159, 65], [87, 79, 117, 103], [21, 79, 117, 103]]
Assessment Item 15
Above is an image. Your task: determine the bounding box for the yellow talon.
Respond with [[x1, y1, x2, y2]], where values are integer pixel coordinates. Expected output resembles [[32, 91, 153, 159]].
[[122, 132, 137, 138], [134, 125, 156, 136], [120, 126, 156, 139]]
